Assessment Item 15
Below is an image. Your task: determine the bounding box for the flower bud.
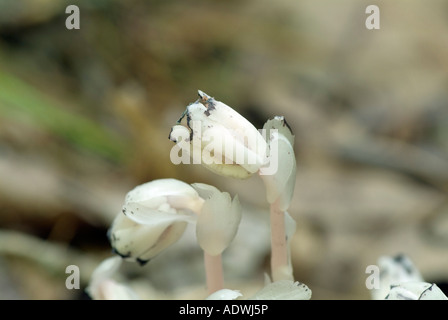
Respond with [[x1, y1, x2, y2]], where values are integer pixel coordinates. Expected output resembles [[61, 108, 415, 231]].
[[169, 91, 268, 179], [109, 179, 202, 264]]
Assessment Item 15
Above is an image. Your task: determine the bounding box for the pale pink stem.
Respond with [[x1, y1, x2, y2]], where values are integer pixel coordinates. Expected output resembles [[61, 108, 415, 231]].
[[270, 198, 288, 281], [204, 252, 224, 294]]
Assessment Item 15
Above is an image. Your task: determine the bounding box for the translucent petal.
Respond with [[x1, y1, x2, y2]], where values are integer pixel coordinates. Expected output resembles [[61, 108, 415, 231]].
[[88, 256, 122, 291], [200, 124, 265, 174], [123, 202, 195, 226], [248, 280, 312, 300], [206, 289, 243, 300], [184, 92, 268, 179], [169, 124, 190, 144], [371, 254, 424, 300], [193, 185, 242, 256], [419, 284, 448, 300], [93, 279, 140, 300], [109, 212, 189, 262], [124, 179, 199, 207], [109, 214, 169, 259], [200, 160, 254, 179], [190, 183, 223, 200], [86, 256, 139, 300], [189, 93, 266, 154], [260, 132, 296, 211], [262, 116, 294, 146], [136, 220, 188, 263], [386, 282, 448, 300]]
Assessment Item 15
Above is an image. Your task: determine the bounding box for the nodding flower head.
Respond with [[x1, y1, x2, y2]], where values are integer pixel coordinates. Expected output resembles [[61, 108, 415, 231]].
[[109, 179, 202, 265], [108, 178, 242, 264], [169, 90, 268, 179]]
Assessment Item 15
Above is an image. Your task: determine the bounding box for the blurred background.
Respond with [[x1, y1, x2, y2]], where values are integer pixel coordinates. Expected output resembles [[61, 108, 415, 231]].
[[0, 0, 447, 300]]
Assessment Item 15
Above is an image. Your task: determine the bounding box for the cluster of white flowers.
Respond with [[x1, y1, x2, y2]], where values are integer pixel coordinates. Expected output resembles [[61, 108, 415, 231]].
[[108, 178, 241, 264], [86, 90, 307, 300], [86, 91, 447, 301]]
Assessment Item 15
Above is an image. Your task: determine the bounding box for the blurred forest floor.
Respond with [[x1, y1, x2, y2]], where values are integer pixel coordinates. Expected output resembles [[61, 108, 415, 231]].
[[0, 0, 447, 299]]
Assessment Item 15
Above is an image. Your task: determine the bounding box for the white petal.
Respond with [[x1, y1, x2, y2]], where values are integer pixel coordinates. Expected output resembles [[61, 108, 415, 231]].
[[190, 183, 221, 199], [95, 279, 140, 300], [260, 132, 296, 211], [169, 124, 191, 143], [123, 203, 195, 226], [110, 214, 169, 258], [262, 116, 294, 146], [191, 92, 266, 155], [86, 256, 139, 300], [136, 220, 189, 262], [206, 289, 243, 300], [200, 124, 265, 174], [371, 254, 424, 300], [109, 212, 189, 263], [87, 256, 122, 297], [185, 91, 268, 179], [124, 179, 199, 209], [193, 184, 242, 256], [249, 280, 312, 300], [200, 160, 254, 179], [419, 284, 448, 300], [386, 282, 448, 300]]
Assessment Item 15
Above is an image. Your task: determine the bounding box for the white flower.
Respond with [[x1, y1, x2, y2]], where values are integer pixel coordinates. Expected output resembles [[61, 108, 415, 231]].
[[371, 254, 448, 300], [169, 92, 297, 210], [169, 90, 268, 179], [385, 282, 447, 300], [205, 280, 312, 300], [259, 116, 296, 211], [371, 254, 423, 300], [86, 256, 139, 300], [109, 179, 200, 264], [249, 280, 312, 300], [109, 179, 242, 264]]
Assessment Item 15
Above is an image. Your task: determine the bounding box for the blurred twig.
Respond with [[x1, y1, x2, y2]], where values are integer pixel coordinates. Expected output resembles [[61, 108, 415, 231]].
[[0, 229, 102, 285], [333, 136, 448, 191]]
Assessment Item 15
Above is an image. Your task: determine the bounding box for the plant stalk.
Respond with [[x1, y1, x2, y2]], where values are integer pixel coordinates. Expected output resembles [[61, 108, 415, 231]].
[[270, 198, 288, 281], [203, 252, 224, 294]]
